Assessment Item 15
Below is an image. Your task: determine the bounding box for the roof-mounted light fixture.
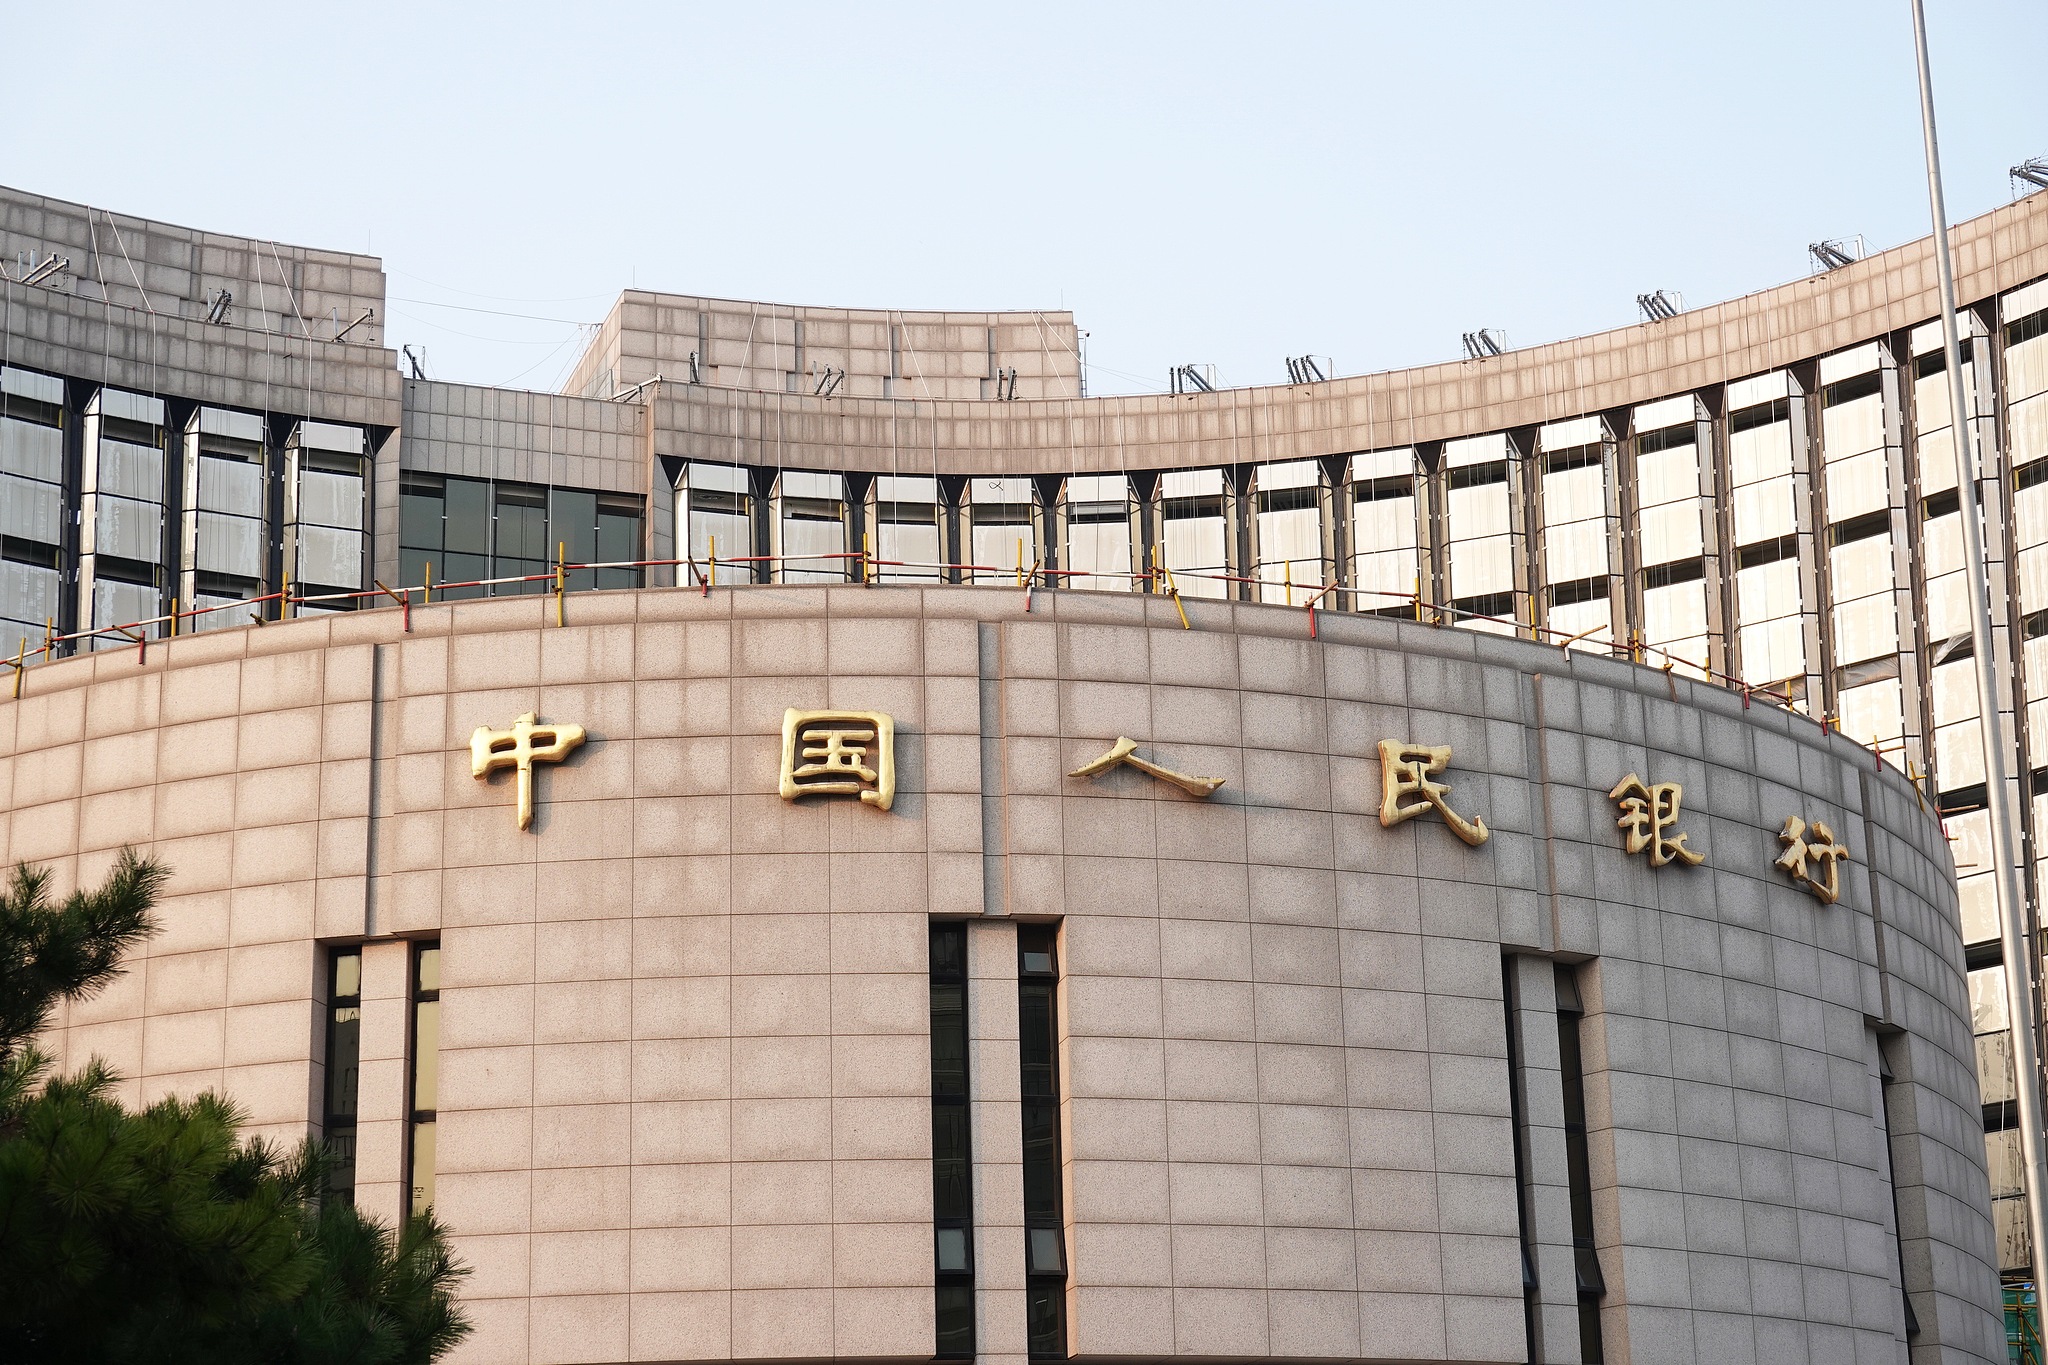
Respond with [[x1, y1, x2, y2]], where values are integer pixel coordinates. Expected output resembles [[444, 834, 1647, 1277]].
[[1809, 239, 1862, 272], [1169, 364, 1216, 394], [1284, 355, 1329, 384], [1637, 291, 1682, 322], [206, 289, 234, 325], [2013, 158, 2048, 195], [1461, 330, 1504, 360]]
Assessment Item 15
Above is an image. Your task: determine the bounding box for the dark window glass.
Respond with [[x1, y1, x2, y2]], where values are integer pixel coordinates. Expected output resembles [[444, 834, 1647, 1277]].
[[1557, 966, 1605, 1364], [552, 488, 598, 590], [407, 942, 441, 1217], [493, 484, 547, 594], [1018, 925, 1067, 1359], [596, 496, 643, 588], [930, 923, 974, 1359], [323, 949, 362, 1203], [443, 477, 490, 556], [399, 474, 444, 553]]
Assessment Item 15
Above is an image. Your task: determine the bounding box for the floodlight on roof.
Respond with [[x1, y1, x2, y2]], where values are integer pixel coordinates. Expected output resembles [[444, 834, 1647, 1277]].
[[2013, 158, 2048, 195], [1809, 240, 1861, 272], [1637, 291, 1682, 322], [1461, 330, 1504, 360]]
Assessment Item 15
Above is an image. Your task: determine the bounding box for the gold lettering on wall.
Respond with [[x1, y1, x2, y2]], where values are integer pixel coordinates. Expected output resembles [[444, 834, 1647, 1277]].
[[1608, 774, 1704, 867], [470, 712, 586, 830], [1068, 737, 1225, 797], [1377, 741, 1488, 846], [781, 709, 896, 811], [1776, 815, 1849, 904]]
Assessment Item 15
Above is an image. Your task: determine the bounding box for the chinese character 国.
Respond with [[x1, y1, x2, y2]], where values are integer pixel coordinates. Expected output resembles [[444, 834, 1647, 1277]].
[[1607, 774, 1703, 867], [780, 709, 896, 811], [1377, 741, 1489, 846], [1775, 815, 1849, 904], [469, 711, 586, 830]]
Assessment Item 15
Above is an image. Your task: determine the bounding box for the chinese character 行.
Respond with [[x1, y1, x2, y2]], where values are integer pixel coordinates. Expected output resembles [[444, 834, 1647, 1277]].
[[1607, 773, 1704, 868], [780, 708, 896, 811], [1377, 741, 1489, 847], [469, 711, 586, 830], [1775, 815, 1849, 904]]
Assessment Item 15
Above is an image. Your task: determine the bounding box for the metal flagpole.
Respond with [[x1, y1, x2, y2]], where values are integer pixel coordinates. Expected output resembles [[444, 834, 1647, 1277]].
[[1910, 0, 2048, 1294]]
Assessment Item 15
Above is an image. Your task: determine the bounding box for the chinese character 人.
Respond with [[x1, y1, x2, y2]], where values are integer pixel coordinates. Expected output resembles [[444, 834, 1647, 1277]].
[[470, 711, 586, 830], [781, 709, 896, 811], [1776, 815, 1848, 905], [1608, 774, 1703, 868], [1378, 741, 1488, 846]]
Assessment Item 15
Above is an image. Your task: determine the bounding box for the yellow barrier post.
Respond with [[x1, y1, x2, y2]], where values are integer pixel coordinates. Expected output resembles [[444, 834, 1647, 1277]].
[[556, 540, 567, 626]]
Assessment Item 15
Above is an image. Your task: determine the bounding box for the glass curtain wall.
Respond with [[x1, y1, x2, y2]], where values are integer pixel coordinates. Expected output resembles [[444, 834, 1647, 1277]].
[[1250, 459, 1326, 604], [871, 475, 944, 583], [1915, 325, 1988, 797], [1444, 433, 1521, 634], [1728, 375, 1809, 703], [1632, 396, 1713, 678], [1157, 468, 1230, 599], [1817, 347, 1906, 753], [0, 367, 65, 659], [1058, 475, 1135, 592], [675, 462, 753, 582], [1537, 416, 1616, 651], [964, 477, 1037, 583], [772, 470, 850, 583], [284, 421, 367, 611], [1349, 449, 1424, 617], [178, 407, 268, 632], [82, 389, 169, 646]]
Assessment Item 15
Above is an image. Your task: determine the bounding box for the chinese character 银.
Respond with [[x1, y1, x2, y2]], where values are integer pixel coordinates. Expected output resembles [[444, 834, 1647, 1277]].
[[781, 709, 896, 811], [1608, 773, 1703, 868], [1378, 741, 1488, 847]]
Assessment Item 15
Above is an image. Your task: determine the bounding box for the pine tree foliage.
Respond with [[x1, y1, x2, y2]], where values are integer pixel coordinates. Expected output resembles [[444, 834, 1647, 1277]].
[[0, 853, 472, 1364]]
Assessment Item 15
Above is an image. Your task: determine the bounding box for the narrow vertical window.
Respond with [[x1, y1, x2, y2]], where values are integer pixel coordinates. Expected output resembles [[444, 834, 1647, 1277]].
[[323, 948, 362, 1203], [930, 923, 974, 1359], [1556, 966, 1605, 1363], [407, 942, 441, 1216], [1018, 925, 1067, 1359]]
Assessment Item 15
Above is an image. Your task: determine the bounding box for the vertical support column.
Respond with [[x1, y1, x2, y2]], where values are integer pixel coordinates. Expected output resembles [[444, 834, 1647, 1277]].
[[1418, 441, 1447, 622], [1882, 334, 1932, 779], [1506, 955, 1583, 1363], [970, 920, 1028, 1365], [351, 937, 412, 1225], [1789, 364, 1830, 715], [1507, 424, 1538, 639], [1701, 387, 1738, 684]]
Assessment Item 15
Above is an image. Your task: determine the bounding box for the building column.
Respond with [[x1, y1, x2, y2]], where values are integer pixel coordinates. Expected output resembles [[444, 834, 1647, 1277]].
[[1507, 954, 1583, 1362]]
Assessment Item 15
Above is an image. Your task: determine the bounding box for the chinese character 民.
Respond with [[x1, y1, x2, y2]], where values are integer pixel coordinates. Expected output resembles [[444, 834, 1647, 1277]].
[[1378, 741, 1488, 846], [469, 711, 586, 830], [1068, 736, 1225, 798], [780, 709, 896, 811], [1608, 773, 1703, 868], [1776, 815, 1849, 904]]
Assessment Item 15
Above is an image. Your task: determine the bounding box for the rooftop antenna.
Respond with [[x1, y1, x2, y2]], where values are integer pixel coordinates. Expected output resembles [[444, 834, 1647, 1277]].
[[206, 289, 233, 325], [1284, 355, 1330, 384], [1808, 239, 1863, 272], [2012, 157, 2048, 196], [402, 344, 427, 380], [1461, 329, 1504, 360], [1636, 290, 1682, 322], [1913, 0, 2048, 1300], [1169, 364, 1215, 394]]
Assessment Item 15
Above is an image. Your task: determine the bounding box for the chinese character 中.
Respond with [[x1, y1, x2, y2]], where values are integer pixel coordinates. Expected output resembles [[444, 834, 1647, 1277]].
[[1607, 774, 1704, 868], [469, 711, 586, 830], [1776, 815, 1849, 904], [780, 709, 896, 811], [1067, 736, 1225, 798], [1377, 741, 1489, 847]]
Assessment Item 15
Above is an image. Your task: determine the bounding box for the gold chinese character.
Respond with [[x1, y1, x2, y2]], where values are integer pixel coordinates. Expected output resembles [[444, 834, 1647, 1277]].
[[781, 709, 896, 811], [1607, 774, 1704, 868], [469, 711, 586, 830], [1068, 736, 1225, 797], [1775, 815, 1849, 905], [1378, 741, 1488, 846]]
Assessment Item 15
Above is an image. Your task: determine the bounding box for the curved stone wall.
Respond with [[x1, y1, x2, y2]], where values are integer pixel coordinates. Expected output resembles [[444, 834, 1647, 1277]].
[[0, 585, 2000, 1364]]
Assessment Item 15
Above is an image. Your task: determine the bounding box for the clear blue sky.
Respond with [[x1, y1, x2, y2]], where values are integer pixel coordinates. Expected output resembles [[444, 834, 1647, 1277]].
[[6, 1, 2045, 396]]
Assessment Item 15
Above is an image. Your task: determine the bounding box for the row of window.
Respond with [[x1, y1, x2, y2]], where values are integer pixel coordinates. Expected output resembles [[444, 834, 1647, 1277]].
[[399, 473, 643, 596], [929, 922, 1067, 1360], [321, 942, 439, 1217]]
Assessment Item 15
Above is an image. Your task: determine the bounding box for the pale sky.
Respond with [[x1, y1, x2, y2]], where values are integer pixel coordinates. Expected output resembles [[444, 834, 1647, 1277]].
[[7, 1, 2045, 396]]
